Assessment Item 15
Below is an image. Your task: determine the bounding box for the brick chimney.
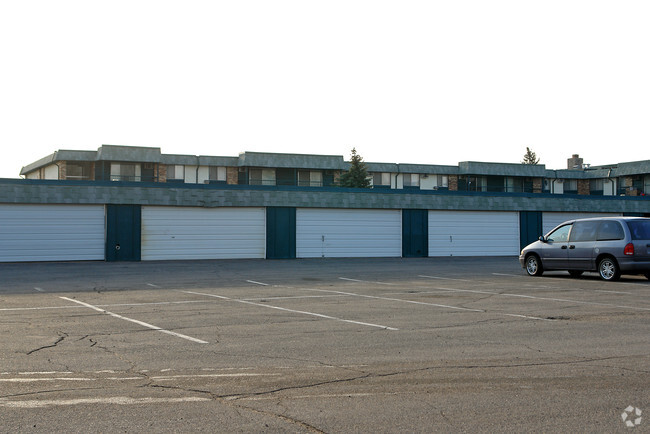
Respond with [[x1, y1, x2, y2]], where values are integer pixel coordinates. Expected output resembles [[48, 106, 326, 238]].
[[567, 154, 583, 169]]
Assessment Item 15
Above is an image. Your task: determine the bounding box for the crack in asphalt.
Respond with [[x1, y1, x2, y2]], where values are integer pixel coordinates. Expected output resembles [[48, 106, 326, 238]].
[[26, 332, 68, 355], [0, 387, 106, 400], [148, 383, 325, 433]]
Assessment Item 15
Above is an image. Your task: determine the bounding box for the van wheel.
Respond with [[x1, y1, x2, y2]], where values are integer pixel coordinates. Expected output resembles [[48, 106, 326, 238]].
[[598, 257, 620, 281], [568, 270, 583, 278], [525, 254, 543, 276]]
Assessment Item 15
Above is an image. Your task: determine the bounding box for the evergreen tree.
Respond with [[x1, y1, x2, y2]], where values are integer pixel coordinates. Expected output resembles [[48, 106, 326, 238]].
[[522, 147, 540, 165], [339, 148, 371, 188]]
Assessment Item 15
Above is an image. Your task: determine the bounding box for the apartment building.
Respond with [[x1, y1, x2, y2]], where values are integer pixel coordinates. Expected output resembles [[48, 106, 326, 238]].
[[19, 145, 650, 197]]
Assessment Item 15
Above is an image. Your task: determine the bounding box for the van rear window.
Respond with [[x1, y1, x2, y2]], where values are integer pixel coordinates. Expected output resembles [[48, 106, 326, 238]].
[[626, 220, 650, 240]]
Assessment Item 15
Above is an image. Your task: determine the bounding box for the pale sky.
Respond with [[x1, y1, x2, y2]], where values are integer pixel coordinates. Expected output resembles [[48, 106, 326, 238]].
[[1, 1, 648, 178]]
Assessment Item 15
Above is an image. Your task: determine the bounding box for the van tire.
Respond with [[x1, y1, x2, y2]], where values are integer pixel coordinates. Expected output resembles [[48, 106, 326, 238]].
[[598, 256, 620, 281], [525, 254, 543, 276]]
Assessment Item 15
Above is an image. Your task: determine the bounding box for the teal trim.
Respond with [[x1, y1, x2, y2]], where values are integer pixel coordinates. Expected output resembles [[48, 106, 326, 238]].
[[266, 207, 296, 259], [402, 209, 428, 257], [106, 205, 141, 261], [519, 211, 543, 250]]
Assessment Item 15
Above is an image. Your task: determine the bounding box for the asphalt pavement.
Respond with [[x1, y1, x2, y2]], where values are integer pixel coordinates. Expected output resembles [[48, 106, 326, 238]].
[[0, 257, 648, 432]]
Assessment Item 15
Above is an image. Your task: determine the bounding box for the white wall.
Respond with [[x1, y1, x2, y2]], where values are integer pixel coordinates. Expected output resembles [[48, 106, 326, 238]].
[[44, 164, 59, 179], [184, 165, 197, 183], [197, 166, 210, 184]]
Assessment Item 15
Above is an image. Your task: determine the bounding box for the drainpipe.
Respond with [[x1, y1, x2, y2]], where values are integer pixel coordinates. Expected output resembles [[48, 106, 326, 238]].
[[607, 168, 613, 195], [551, 170, 557, 194], [395, 165, 400, 190]]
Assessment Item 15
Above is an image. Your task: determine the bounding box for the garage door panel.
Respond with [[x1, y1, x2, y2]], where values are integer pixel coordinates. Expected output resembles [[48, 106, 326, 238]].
[[429, 211, 519, 257], [0, 204, 105, 262], [141, 207, 265, 260], [297, 209, 401, 258]]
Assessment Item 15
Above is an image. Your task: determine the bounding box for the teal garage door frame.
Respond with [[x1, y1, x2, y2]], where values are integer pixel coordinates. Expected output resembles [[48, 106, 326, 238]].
[[402, 209, 428, 257], [266, 207, 296, 259], [106, 205, 142, 261]]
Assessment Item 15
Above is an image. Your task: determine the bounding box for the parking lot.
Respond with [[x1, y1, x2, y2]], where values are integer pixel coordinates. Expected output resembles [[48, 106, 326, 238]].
[[0, 257, 648, 432]]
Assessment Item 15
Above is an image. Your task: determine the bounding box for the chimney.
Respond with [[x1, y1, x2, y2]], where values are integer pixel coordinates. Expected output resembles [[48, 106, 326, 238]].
[[567, 154, 583, 169]]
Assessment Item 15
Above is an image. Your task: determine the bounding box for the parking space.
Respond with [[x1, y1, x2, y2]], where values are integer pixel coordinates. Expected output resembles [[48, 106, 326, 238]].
[[0, 258, 648, 432]]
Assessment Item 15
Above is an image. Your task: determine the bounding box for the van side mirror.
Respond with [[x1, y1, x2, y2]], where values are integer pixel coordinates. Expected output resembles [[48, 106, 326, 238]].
[[538, 236, 546, 242]]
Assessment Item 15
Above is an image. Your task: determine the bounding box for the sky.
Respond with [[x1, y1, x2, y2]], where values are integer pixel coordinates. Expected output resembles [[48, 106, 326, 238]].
[[1, 1, 649, 178]]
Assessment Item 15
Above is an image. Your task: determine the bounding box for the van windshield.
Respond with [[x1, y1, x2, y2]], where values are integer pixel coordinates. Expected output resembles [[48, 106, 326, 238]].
[[626, 220, 650, 240]]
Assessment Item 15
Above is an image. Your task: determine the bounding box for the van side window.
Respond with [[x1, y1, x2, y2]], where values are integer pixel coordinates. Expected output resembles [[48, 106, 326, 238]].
[[597, 221, 624, 241], [626, 220, 650, 240], [569, 221, 599, 242], [547, 224, 571, 242]]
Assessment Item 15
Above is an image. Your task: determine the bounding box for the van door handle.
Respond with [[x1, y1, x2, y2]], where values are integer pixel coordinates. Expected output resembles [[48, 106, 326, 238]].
[[569, 245, 575, 249], [561, 245, 568, 249]]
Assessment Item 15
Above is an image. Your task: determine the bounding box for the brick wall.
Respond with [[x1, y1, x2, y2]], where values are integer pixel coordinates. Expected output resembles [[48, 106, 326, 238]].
[[577, 179, 590, 195], [448, 175, 458, 191], [226, 167, 238, 185], [157, 164, 167, 183], [58, 161, 67, 180]]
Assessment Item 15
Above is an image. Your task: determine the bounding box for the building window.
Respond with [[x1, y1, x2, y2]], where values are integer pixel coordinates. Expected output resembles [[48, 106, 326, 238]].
[[249, 168, 276, 186], [564, 179, 578, 194], [459, 175, 486, 192], [437, 175, 448, 189], [372, 173, 391, 188], [298, 170, 322, 187], [403, 174, 420, 189], [505, 177, 524, 193], [66, 162, 92, 180], [249, 169, 263, 185], [209, 166, 226, 182], [111, 163, 139, 181], [589, 179, 604, 196], [167, 165, 185, 182]]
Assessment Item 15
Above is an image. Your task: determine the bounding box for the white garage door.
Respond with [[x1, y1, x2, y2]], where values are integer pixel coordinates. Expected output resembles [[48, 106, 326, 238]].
[[429, 211, 519, 257], [296, 209, 401, 258], [542, 212, 621, 234], [0, 204, 105, 262], [141, 207, 265, 260]]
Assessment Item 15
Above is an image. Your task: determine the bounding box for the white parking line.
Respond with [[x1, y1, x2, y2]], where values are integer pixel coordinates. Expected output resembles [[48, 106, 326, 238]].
[[594, 289, 635, 295], [60, 297, 209, 344], [0, 397, 211, 408], [0, 372, 276, 383], [418, 275, 473, 282], [0, 300, 208, 312], [242, 295, 351, 302], [246, 280, 269, 286], [179, 290, 398, 331], [308, 287, 555, 321], [339, 277, 395, 285], [501, 313, 554, 321], [146, 283, 160, 288], [33, 287, 45, 292], [294, 287, 483, 312], [416, 283, 650, 311]]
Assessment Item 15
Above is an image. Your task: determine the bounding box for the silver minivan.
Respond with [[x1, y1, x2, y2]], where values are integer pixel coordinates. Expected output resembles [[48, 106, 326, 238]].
[[519, 217, 650, 281]]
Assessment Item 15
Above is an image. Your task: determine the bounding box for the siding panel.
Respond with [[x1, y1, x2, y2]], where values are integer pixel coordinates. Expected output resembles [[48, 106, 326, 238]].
[[141, 207, 265, 260], [296, 209, 401, 258], [0, 204, 105, 262], [428, 211, 519, 256]]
